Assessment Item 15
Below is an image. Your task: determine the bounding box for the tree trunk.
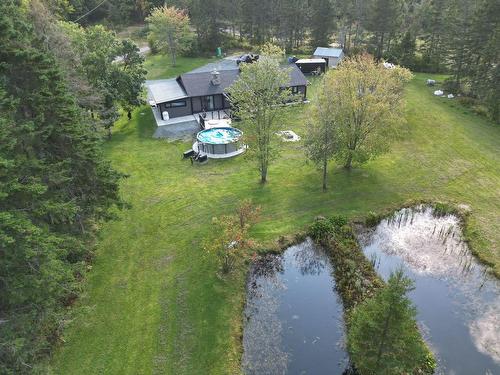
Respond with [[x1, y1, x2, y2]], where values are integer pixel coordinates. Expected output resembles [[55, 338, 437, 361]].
[[376, 32, 385, 61], [171, 50, 176, 66], [322, 156, 328, 192], [344, 152, 353, 169], [260, 167, 267, 183], [353, 22, 360, 48]]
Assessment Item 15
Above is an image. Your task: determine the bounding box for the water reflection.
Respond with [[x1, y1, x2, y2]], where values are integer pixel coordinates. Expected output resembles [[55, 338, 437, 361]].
[[242, 239, 349, 374], [359, 206, 500, 374]]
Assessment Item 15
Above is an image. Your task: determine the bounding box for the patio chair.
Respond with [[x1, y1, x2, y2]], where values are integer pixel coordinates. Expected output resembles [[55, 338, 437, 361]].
[[183, 149, 195, 159]]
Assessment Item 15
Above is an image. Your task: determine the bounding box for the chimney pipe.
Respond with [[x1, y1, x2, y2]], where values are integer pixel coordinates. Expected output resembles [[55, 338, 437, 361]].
[[211, 70, 221, 86]]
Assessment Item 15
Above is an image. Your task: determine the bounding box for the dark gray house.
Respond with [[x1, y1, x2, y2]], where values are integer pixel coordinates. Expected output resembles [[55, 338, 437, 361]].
[[146, 60, 308, 126]]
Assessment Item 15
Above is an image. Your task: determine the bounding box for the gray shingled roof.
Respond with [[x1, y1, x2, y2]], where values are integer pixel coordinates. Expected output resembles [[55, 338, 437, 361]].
[[313, 47, 343, 58], [179, 70, 240, 97], [145, 61, 308, 103], [179, 63, 307, 97], [288, 64, 308, 87]]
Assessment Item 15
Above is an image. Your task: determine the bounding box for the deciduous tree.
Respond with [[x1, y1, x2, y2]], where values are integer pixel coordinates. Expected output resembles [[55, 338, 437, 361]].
[[146, 5, 194, 66], [61, 23, 146, 136], [226, 53, 291, 183], [305, 78, 339, 191], [205, 200, 260, 275], [322, 54, 412, 169]]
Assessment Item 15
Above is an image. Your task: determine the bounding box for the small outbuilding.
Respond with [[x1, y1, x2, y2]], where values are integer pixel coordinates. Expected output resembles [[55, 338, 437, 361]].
[[295, 58, 327, 75], [313, 47, 344, 68]]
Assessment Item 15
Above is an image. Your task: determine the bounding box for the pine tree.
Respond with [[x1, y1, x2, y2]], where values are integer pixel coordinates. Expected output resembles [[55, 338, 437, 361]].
[[443, 0, 475, 90], [310, 0, 334, 48], [347, 269, 429, 374], [465, 0, 499, 122], [365, 0, 402, 60], [0, 1, 122, 372], [419, 0, 448, 72], [393, 30, 417, 68]]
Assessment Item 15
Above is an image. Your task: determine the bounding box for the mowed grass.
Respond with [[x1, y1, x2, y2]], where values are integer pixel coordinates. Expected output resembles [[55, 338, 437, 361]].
[[50, 61, 500, 374]]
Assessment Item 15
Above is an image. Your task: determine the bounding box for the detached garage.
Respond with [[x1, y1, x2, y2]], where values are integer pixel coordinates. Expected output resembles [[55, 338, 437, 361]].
[[313, 47, 344, 68]]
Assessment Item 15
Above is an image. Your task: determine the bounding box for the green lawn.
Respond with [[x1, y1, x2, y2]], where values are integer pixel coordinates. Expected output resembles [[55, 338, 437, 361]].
[[50, 60, 500, 374]]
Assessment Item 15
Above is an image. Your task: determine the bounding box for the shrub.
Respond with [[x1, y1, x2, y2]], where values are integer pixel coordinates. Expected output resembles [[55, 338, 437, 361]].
[[365, 211, 382, 227], [457, 96, 479, 107], [221, 34, 254, 53], [442, 78, 461, 94], [147, 34, 160, 54], [472, 104, 489, 118], [309, 217, 335, 241], [205, 200, 260, 275], [329, 214, 348, 229]]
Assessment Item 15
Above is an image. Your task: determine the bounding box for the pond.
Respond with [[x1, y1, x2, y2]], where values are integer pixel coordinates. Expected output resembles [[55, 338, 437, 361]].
[[359, 206, 500, 375], [242, 238, 349, 374]]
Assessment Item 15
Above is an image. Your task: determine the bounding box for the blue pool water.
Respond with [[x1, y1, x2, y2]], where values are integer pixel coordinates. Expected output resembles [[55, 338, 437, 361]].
[[197, 127, 242, 144]]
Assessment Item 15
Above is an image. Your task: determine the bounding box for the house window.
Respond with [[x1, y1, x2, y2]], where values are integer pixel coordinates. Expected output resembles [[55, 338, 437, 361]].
[[291, 86, 299, 94], [203, 96, 214, 111], [165, 100, 187, 108]]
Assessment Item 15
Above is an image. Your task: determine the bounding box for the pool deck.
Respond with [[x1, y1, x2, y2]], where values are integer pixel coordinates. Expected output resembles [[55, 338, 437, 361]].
[[150, 106, 233, 139]]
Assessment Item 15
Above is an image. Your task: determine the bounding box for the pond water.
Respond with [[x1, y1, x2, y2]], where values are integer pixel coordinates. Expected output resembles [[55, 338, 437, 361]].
[[359, 206, 500, 375], [242, 238, 349, 374]]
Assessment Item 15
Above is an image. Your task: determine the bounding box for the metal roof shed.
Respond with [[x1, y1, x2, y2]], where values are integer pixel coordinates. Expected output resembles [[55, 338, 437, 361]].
[[313, 47, 344, 68]]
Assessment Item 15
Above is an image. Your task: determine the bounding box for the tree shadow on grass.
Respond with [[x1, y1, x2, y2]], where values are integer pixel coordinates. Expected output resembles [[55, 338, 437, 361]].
[[106, 107, 158, 150], [247, 162, 407, 236]]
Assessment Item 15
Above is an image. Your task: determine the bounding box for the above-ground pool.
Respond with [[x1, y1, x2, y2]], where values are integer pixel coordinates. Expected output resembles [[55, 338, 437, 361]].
[[194, 127, 245, 158]]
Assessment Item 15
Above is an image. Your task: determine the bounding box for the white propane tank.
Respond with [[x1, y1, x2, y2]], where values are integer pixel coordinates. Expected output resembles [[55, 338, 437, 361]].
[[162, 111, 169, 120]]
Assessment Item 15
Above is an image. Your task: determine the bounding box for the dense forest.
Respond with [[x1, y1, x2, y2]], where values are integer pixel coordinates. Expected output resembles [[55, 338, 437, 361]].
[[0, 0, 144, 373], [0, 0, 498, 373]]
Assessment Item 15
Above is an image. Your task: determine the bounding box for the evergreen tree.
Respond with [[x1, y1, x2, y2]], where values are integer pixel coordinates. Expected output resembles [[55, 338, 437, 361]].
[[464, 0, 499, 122], [419, 0, 448, 72], [392, 30, 417, 68], [348, 269, 429, 374], [366, 0, 402, 60], [310, 0, 334, 48], [443, 0, 475, 90], [0, 1, 122, 372]]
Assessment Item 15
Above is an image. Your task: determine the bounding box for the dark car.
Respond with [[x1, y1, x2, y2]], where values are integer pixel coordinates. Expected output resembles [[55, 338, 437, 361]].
[[236, 53, 259, 65]]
